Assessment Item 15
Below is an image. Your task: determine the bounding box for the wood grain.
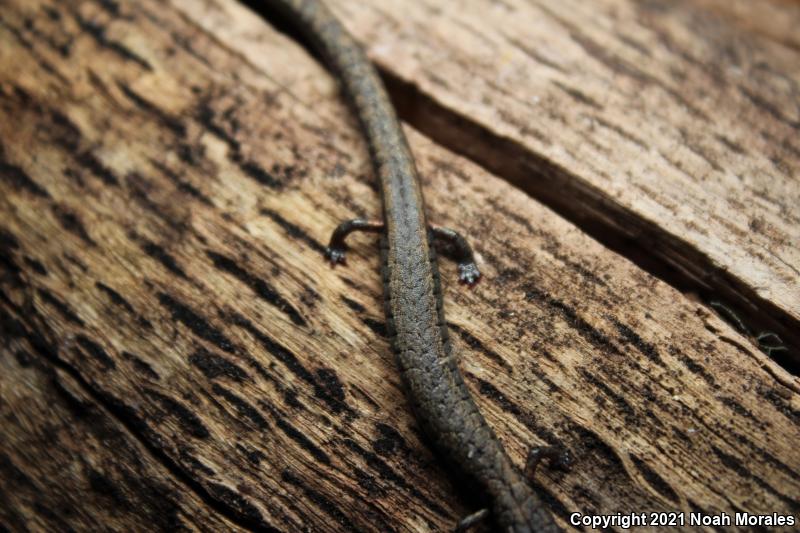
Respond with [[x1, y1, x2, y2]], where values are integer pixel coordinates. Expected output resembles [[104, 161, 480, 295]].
[[320, 0, 800, 363], [0, 0, 798, 531], [0, 337, 245, 532]]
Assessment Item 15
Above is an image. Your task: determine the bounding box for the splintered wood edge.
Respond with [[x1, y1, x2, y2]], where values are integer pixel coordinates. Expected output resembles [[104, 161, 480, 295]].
[[0, 0, 798, 531]]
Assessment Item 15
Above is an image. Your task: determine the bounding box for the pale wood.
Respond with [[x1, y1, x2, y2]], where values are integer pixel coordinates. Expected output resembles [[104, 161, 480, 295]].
[[0, 0, 798, 532], [323, 0, 800, 358]]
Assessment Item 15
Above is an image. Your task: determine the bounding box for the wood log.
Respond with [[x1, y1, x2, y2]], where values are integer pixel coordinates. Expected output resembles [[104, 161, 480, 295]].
[[320, 0, 800, 363], [0, 0, 798, 531]]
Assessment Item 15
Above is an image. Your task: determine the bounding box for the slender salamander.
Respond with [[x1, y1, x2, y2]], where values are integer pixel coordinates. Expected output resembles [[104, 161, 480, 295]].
[[269, 1, 563, 531]]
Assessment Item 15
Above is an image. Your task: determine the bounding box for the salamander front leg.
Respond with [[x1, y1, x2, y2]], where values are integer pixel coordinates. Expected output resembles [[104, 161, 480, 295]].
[[430, 226, 481, 285], [325, 219, 383, 265], [524, 445, 573, 481]]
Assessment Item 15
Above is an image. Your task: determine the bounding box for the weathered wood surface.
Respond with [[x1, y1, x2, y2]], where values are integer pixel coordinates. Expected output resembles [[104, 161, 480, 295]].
[[0, 345, 245, 532], [319, 0, 800, 362], [0, 0, 798, 532]]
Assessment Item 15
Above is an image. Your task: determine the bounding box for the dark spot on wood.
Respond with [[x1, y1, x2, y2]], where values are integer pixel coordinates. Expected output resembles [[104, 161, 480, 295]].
[[0, 308, 25, 341], [553, 80, 602, 109], [150, 159, 213, 205], [239, 160, 281, 189], [206, 250, 306, 326], [205, 483, 277, 532], [670, 345, 716, 387], [715, 134, 746, 155], [212, 383, 269, 430], [611, 319, 663, 365], [283, 388, 303, 409], [340, 296, 366, 314], [525, 286, 620, 354], [118, 82, 186, 136], [24, 256, 47, 275], [87, 469, 130, 508], [189, 348, 249, 382], [74, 14, 153, 71], [226, 312, 354, 416], [476, 377, 521, 418], [759, 387, 800, 424], [121, 350, 160, 380], [711, 445, 750, 479], [96, 0, 121, 16], [260, 208, 326, 253], [0, 253, 22, 285], [475, 376, 558, 443], [126, 173, 191, 232], [449, 322, 510, 370], [76, 334, 117, 370], [195, 101, 242, 154], [175, 142, 204, 166], [314, 368, 346, 404], [0, 453, 34, 487], [49, 110, 82, 151], [726, 428, 800, 484], [719, 396, 759, 423], [147, 388, 210, 439], [157, 293, 236, 354], [273, 414, 330, 464], [581, 368, 637, 423], [372, 423, 407, 457], [594, 116, 647, 149], [236, 444, 266, 466], [141, 240, 188, 278], [630, 455, 679, 504], [123, 475, 186, 531], [30, 501, 77, 532], [38, 288, 85, 326], [341, 438, 449, 518], [76, 150, 119, 186], [281, 469, 356, 530], [50, 371, 98, 415], [0, 162, 50, 197], [618, 34, 650, 56], [43, 6, 62, 21], [710, 448, 798, 510], [353, 468, 385, 498], [96, 281, 152, 329], [95, 281, 135, 313], [571, 424, 625, 471], [13, 348, 34, 367], [179, 448, 216, 476], [51, 205, 95, 245], [362, 317, 387, 337], [0, 226, 20, 251], [740, 87, 800, 132]]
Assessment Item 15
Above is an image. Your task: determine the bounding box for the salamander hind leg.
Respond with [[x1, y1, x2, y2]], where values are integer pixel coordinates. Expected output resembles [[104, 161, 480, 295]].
[[524, 445, 573, 481], [430, 226, 481, 285], [324, 219, 384, 265]]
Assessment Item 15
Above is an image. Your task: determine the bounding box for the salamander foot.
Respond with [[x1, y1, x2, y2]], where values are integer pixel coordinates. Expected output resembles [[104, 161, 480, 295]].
[[525, 445, 572, 481], [430, 226, 481, 286]]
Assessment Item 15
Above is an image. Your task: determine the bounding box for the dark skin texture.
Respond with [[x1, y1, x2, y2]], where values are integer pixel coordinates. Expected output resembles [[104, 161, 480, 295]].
[[269, 1, 563, 531]]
